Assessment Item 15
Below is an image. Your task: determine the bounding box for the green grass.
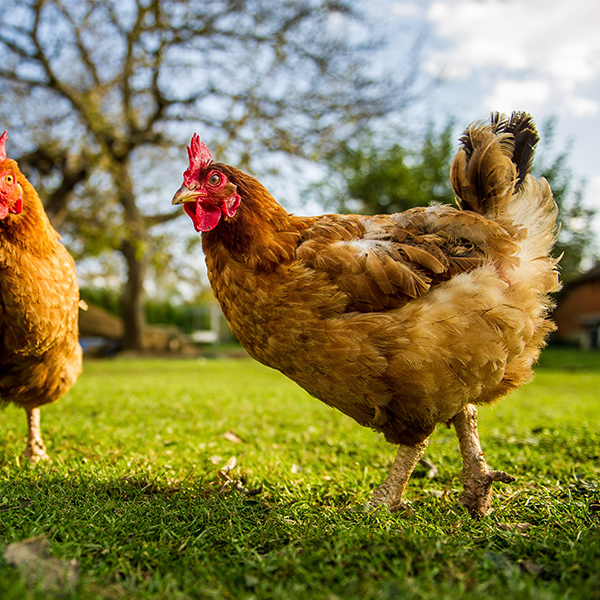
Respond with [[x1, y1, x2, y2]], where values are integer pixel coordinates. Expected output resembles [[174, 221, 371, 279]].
[[0, 347, 599, 599]]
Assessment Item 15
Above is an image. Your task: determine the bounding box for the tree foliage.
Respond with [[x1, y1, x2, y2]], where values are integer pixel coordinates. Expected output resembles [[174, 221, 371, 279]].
[[315, 122, 455, 214]]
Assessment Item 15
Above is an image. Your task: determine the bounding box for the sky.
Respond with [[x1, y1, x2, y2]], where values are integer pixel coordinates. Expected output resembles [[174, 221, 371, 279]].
[[376, 0, 600, 248]]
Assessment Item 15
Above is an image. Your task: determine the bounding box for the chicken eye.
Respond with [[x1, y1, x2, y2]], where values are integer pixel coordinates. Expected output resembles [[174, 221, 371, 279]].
[[5, 174, 14, 184], [208, 172, 222, 186]]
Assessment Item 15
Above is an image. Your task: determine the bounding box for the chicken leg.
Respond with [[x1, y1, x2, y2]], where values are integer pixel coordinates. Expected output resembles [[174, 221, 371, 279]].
[[22, 407, 48, 463], [369, 440, 429, 512], [451, 404, 514, 517]]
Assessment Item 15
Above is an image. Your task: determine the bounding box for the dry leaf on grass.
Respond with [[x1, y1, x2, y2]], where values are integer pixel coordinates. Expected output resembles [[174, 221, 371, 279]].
[[223, 431, 243, 444], [218, 456, 237, 477], [498, 522, 532, 535], [520, 558, 544, 578], [3, 535, 79, 592], [215, 456, 262, 497]]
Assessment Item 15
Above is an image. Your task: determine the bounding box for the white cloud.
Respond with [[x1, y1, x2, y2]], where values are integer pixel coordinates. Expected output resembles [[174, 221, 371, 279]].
[[565, 96, 600, 118], [425, 0, 600, 117], [483, 79, 550, 114]]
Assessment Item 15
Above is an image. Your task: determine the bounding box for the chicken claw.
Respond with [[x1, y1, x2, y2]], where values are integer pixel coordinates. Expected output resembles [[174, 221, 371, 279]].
[[369, 440, 429, 512], [22, 408, 49, 464], [452, 404, 515, 517]]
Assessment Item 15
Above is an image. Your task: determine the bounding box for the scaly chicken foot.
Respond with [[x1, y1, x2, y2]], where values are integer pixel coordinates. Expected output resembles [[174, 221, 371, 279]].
[[22, 407, 49, 464], [452, 404, 515, 517], [369, 440, 429, 512]]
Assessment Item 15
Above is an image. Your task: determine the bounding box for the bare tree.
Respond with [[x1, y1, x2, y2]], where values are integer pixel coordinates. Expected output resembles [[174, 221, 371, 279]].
[[0, 0, 429, 349]]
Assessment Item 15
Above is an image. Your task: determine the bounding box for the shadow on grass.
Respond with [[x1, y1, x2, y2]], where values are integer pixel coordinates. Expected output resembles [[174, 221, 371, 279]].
[[1, 467, 600, 600]]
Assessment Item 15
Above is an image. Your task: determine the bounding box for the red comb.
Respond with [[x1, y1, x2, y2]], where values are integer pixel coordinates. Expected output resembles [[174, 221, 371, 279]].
[[183, 133, 212, 185], [0, 131, 7, 162]]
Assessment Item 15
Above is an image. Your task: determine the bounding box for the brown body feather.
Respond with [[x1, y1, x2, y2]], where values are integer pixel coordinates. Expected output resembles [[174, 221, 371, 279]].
[[198, 116, 559, 447], [1, 157, 82, 458]]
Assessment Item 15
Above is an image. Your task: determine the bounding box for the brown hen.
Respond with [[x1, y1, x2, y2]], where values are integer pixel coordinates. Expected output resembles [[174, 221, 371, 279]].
[[172, 112, 560, 516], [0, 132, 82, 462]]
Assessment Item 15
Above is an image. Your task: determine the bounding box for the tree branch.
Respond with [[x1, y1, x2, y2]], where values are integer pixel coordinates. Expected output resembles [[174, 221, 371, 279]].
[[144, 210, 182, 228], [55, 0, 101, 87], [121, 0, 149, 135]]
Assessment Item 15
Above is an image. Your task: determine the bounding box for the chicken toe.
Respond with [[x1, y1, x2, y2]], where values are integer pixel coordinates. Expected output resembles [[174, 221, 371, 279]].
[[452, 404, 515, 517], [369, 440, 429, 512], [22, 408, 49, 464]]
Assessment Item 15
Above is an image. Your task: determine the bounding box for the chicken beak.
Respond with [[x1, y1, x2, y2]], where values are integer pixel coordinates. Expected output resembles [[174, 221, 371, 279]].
[[172, 185, 198, 206]]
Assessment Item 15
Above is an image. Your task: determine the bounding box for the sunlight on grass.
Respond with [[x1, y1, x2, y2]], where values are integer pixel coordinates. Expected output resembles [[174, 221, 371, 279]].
[[0, 348, 598, 599]]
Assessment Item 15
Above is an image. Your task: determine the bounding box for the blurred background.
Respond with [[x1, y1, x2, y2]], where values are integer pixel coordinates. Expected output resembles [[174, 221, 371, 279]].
[[1, 0, 598, 355]]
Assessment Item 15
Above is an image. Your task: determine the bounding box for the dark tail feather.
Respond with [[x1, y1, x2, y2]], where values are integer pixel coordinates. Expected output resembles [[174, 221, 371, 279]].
[[490, 112, 539, 191], [451, 111, 539, 218]]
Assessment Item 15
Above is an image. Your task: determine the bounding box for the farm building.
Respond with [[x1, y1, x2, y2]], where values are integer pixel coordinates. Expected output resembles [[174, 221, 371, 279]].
[[552, 263, 600, 349]]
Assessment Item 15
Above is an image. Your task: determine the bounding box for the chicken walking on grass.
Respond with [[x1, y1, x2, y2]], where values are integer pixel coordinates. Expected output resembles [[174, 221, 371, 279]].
[[0, 132, 82, 462], [172, 113, 560, 517]]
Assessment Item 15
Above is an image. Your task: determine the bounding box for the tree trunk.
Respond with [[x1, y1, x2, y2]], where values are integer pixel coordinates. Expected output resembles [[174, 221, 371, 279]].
[[112, 157, 149, 352], [120, 238, 147, 351]]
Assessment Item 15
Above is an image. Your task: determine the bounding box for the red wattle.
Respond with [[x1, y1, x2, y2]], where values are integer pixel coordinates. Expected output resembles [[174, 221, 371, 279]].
[[10, 197, 22, 214], [184, 201, 221, 232]]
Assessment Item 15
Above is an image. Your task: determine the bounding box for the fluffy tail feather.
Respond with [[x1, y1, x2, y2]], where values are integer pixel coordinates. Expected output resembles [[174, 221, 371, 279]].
[[490, 111, 538, 191], [450, 111, 539, 218], [451, 111, 560, 293]]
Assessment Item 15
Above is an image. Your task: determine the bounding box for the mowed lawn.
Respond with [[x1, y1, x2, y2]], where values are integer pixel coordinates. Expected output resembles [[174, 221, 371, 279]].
[[0, 347, 599, 599]]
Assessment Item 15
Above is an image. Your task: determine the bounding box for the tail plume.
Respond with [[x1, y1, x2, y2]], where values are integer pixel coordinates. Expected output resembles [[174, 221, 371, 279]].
[[450, 111, 539, 218], [490, 111, 539, 191], [452, 112, 560, 293]]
